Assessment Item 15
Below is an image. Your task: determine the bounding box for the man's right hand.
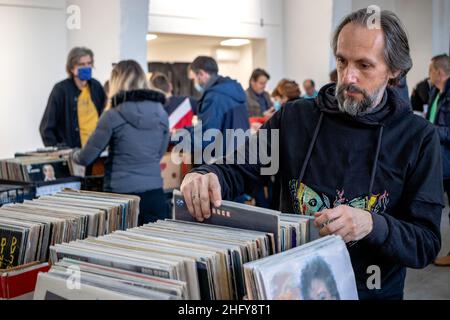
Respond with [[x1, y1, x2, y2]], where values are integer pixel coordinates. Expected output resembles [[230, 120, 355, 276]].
[[263, 107, 276, 119], [180, 172, 222, 222]]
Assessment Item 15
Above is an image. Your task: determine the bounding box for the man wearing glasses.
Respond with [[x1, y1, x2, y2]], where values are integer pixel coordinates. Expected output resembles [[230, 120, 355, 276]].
[[40, 47, 106, 149]]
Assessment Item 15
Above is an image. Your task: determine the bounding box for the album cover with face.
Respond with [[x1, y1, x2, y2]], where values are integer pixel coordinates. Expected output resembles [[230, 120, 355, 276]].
[[26, 160, 71, 183], [245, 236, 358, 300]]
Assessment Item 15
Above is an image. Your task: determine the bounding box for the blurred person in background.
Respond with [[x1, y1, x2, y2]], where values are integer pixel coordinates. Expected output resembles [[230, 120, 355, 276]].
[[303, 79, 318, 99], [151, 72, 198, 131], [428, 54, 450, 267], [272, 79, 302, 107], [182, 56, 249, 164], [330, 69, 338, 83], [410, 78, 433, 115], [72, 60, 170, 225], [246, 68, 275, 118], [40, 47, 106, 149]]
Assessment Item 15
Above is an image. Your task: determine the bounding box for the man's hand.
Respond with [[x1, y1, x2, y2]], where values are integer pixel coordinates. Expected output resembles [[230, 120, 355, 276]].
[[180, 172, 222, 222], [314, 205, 373, 243], [263, 107, 276, 119]]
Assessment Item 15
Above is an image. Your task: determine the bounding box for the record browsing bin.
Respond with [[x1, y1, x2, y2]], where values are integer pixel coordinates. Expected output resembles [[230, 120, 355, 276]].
[[0, 262, 50, 300], [0, 177, 82, 201], [0, 181, 33, 207], [0, 184, 27, 207], [0, 189, 141, 299], [0, 182, 52, 299]]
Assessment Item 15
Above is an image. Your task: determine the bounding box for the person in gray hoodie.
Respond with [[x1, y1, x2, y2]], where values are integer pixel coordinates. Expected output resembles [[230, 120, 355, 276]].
[[73, 60, 170, 225]]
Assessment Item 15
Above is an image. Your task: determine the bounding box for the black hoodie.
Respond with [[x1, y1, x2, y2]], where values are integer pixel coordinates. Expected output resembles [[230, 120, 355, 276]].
[[192, 83, 444, 300]]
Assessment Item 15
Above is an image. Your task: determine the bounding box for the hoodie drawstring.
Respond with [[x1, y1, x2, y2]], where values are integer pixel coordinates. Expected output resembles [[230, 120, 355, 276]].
[[369, 126, 384, 196], [297, 113, 385, 198], [298, 113, 324, 183]]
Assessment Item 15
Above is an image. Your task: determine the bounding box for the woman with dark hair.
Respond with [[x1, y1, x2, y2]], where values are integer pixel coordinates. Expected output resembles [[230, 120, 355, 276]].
[[300, 257, 341, 300], [73, 60, 170, 225]]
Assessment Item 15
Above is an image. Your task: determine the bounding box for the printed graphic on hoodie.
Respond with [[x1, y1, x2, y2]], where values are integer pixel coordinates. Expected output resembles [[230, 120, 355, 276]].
[[289, 180, 389, 216]]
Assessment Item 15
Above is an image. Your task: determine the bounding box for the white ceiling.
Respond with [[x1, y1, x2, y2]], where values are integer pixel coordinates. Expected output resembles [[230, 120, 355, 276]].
[[148, 33, 252, 47]]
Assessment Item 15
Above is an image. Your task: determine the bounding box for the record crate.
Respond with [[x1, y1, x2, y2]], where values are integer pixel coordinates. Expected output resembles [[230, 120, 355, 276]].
[[0, 184, 25, 206], [0, 263, 50, 300], [0, 177, 82, 202], [0, 183, 32, 206]]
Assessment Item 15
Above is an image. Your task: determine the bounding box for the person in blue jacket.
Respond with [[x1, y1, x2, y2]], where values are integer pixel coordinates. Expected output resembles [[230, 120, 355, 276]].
[[182, 56, 249, 164]]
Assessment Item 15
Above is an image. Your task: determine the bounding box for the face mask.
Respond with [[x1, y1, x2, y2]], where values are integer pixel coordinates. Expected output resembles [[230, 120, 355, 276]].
[[78, 67, 92, 81], [195, 83, 204, 94], [274, 100, 282, 111]]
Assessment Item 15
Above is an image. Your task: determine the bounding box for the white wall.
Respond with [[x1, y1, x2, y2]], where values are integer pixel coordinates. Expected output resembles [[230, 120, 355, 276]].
[[283, 0, 334, 90], [331, 0, 352, 71], [120, 0, 150, 72], [219, 44, 254, 89], [67, 0, 149, 84], [395, 0, 433, 91], [148, 41, 214, 63], [0, 0, 67, 159], [236, 44, 254, 90], [148, 0, 284, 90], [252, 39, 268, 74], [432, 0, 450, 56]]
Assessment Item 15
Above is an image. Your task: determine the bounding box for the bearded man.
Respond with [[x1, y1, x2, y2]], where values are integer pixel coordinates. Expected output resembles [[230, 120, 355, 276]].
[[179, 9, 443, 300]]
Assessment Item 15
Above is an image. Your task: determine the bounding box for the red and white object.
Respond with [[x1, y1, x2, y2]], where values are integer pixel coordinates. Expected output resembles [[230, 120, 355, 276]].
[[169, 98, 194, 130], [1, 262, 50, 300]]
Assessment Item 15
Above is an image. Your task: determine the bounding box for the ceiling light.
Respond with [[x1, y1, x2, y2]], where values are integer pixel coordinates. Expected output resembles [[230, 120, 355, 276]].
[[146, 34, 158, 41], [220, 39, 251, 47]]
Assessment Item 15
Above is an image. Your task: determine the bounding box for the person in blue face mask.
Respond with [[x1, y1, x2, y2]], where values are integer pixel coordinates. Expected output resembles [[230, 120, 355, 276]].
[[179, 56, 249, 166], [272, 79, 303, 109], [273, 100, 283, 112], [40, 47, 106, 149]]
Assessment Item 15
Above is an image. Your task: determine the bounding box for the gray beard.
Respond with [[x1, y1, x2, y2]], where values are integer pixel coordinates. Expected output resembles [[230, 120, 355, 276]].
[[336, 83, 385, 117]]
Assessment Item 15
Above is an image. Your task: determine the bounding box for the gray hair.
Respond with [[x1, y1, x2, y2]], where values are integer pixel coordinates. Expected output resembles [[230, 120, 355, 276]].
[[66, 47, 94, 77], [432, 54, 450, 76], [331, 9, 412, 85]]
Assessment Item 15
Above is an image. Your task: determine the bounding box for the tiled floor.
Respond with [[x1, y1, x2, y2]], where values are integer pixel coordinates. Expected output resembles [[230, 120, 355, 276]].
[[404, 209, 450, 300]]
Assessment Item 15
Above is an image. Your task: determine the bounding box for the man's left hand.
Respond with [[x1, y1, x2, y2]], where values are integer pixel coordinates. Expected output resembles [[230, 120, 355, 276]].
[[314, 205, 373, 243]]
